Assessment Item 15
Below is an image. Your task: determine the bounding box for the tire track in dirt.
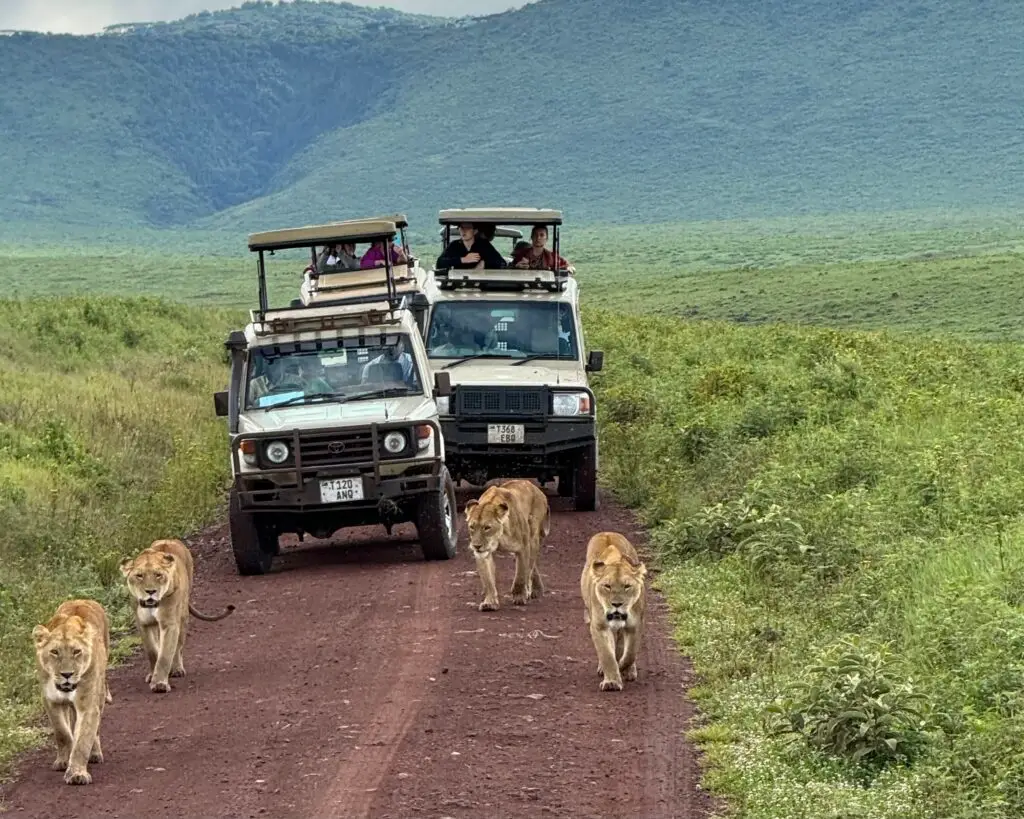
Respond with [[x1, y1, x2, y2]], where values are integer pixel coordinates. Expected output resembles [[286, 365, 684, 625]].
[[1, 491, 719, 819]]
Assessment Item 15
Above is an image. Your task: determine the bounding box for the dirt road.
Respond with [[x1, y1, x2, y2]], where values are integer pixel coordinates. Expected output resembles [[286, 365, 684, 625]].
[[2, 490, 716, 819]]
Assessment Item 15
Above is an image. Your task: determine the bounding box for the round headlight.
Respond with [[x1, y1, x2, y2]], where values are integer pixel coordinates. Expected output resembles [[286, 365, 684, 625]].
[[264, 440, 290, 464], [382, 427, 405, 454], [383, 431, 407, 454]]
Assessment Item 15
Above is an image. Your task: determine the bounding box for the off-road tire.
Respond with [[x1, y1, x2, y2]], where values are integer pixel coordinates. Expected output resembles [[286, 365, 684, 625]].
[[229, 488, 278, 575], [416, 467, 458, 561], [572, 443, 599, 512]]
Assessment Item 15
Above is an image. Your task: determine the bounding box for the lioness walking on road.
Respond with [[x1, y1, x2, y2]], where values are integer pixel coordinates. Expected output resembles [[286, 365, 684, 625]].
[[464, 479, 550, 611], [32, 599, 111, 785], [581, 531, 647, 691], [120, 538, 235, 693]]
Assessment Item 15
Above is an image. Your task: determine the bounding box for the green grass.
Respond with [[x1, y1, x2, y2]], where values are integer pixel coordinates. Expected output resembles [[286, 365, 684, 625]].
[[0, 297, 240, 778], [586, 308, 1024, 818]]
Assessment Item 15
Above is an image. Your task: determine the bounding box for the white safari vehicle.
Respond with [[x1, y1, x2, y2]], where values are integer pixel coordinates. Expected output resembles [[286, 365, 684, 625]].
[[414, 207, 604, 510], [214, 218, 458, 575]]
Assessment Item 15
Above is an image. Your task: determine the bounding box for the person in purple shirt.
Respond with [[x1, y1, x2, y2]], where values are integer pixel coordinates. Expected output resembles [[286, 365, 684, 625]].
[[360, 238, 408, 269]]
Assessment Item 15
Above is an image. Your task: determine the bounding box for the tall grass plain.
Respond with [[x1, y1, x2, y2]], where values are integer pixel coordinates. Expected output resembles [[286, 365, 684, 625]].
[[1, 213, 1023, 817]]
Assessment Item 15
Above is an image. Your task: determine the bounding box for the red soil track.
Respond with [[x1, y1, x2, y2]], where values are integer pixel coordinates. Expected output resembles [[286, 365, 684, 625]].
[[2, 490, 717, 819]]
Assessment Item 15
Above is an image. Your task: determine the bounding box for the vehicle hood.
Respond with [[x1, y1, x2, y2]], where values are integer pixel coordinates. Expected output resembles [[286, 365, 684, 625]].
[[238, 395, 437, 434], [438, 359, 589, 389]]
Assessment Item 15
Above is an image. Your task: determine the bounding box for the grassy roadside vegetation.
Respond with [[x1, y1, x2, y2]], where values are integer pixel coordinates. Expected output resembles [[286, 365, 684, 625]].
[[4, 210, 1023, 339], [0, 297, 239, 777], [586, 308, 1024, 818]]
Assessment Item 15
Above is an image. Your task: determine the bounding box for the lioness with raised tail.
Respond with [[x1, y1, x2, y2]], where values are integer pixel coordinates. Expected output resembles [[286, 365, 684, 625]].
[[580, 531, 647, 691], [464, 479, 550, 611], [32, 599, 111, 784], [120, 538, 235, 693]]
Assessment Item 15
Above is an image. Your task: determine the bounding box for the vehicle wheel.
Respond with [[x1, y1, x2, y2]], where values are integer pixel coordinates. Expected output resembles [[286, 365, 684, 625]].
[[572, 443, 599, 512], [228, 488, 277, 575], [416, 467, 458, 561]]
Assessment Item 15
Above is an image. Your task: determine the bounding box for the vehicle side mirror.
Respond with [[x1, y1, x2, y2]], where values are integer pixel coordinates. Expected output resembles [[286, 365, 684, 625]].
[[586, 350, 604, 373], [214, 390, 229, 417], [434, 371, 452, 398]]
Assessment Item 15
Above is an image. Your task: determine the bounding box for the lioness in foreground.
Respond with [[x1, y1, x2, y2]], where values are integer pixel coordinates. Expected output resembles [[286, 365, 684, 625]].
[[32, 599, 111, 785], [580, 531, 647, 692], [465, 479, 550, 611], [120, 538, 235, 693]]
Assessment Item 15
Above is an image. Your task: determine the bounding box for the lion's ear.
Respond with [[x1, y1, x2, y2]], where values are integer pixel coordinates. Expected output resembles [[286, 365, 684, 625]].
[[464, 499, 479, 519], [496, 502, 510, 519], [636, 562, 648, 578], [32, 625, 50, 646], [119, 558, 134, 577], [591, 560, 605, 571], [161, 553, 176, 566]]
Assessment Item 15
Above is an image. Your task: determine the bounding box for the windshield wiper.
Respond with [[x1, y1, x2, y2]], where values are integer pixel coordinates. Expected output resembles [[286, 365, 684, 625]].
[[441, 352, 512, 370], [511, 354, 561, 367], [262, 391, 346, 409], [345, 387, 412, 401]]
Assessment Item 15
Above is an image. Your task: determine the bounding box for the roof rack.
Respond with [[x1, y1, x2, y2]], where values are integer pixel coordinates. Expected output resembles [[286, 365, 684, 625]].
[[250, 297, 413, 338], [433, 267, 569, 293], [247, 218, 410, 322], [438, 207, 563, 226], [437, 207, 565, 271]]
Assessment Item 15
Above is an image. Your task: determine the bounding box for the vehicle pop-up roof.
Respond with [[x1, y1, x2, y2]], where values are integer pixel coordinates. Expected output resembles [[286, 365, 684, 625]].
[[246, 218, 419, 335], [434, 207, 568, 293]]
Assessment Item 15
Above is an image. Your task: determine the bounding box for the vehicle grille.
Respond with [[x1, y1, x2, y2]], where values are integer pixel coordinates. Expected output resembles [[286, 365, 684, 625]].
[[298, 430, 376, 466], [456, 387, 548, 417]]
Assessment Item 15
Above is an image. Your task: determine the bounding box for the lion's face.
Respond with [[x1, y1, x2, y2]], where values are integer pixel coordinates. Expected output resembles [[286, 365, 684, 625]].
[[464, 499, 509, 557], [592, 559, 646, 627], [33, 618, 93, 693], [120, 550, 175, 609]]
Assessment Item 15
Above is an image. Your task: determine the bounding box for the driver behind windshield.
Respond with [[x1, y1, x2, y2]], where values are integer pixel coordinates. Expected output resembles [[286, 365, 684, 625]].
[[360, 336, 416, 386], [435, 223, 506, 270], [429, 308, 498, 357]]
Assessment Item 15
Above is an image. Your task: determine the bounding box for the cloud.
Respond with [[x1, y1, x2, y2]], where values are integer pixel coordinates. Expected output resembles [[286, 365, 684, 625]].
[[0, 0, 528, 34]]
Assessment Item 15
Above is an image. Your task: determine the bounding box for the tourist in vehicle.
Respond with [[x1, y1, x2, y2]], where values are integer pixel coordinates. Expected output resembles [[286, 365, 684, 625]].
[[360, 238, 408, 269], [435, 223, 506, 270], [513, 224, 574, 273], [315, 242, 358, 271], [318, 242, 360, 272]]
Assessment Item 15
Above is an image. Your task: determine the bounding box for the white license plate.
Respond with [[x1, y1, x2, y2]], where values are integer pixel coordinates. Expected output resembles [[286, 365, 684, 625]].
[[487, 424, 525, 444], [319, 477, 365, 503]]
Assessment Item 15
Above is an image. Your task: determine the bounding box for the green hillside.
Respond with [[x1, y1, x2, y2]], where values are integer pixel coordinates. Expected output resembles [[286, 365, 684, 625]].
[[2, 0, 1024, 240]]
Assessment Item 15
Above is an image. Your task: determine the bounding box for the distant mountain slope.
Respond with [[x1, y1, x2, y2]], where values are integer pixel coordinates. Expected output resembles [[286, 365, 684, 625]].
[[1, 0, 1022, 239]]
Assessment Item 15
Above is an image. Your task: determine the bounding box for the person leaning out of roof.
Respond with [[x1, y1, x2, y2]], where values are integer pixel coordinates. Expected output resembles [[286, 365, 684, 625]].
[[435, 222, 507, 270], [360, 236, 408, 269], [513, 224, 574, 274], [318, 242, 360, 272]]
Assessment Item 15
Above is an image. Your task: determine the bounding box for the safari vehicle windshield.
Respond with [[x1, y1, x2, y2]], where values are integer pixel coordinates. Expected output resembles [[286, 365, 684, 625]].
[[245, 334, 422, 410], [426, 302, 578, 366]]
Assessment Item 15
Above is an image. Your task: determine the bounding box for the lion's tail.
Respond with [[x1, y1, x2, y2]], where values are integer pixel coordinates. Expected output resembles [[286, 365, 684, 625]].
[[189, 602, 236, 622]]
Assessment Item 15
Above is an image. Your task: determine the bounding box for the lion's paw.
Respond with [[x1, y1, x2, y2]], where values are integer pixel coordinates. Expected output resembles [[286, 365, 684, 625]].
[[89, 750, 104, 764], [150, 680, 171, 694], [599, 678, 623, 692], [511, 592, 529, 606], [622, 664, 638, 682], [478, 600, 499, 612], [170, 667, 186, 678], [64, 768, 92, 786], [52, 756, 69, 772]]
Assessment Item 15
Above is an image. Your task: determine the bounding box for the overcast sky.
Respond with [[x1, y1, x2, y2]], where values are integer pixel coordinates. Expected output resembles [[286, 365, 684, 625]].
[[0, 0, 528, 34]]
